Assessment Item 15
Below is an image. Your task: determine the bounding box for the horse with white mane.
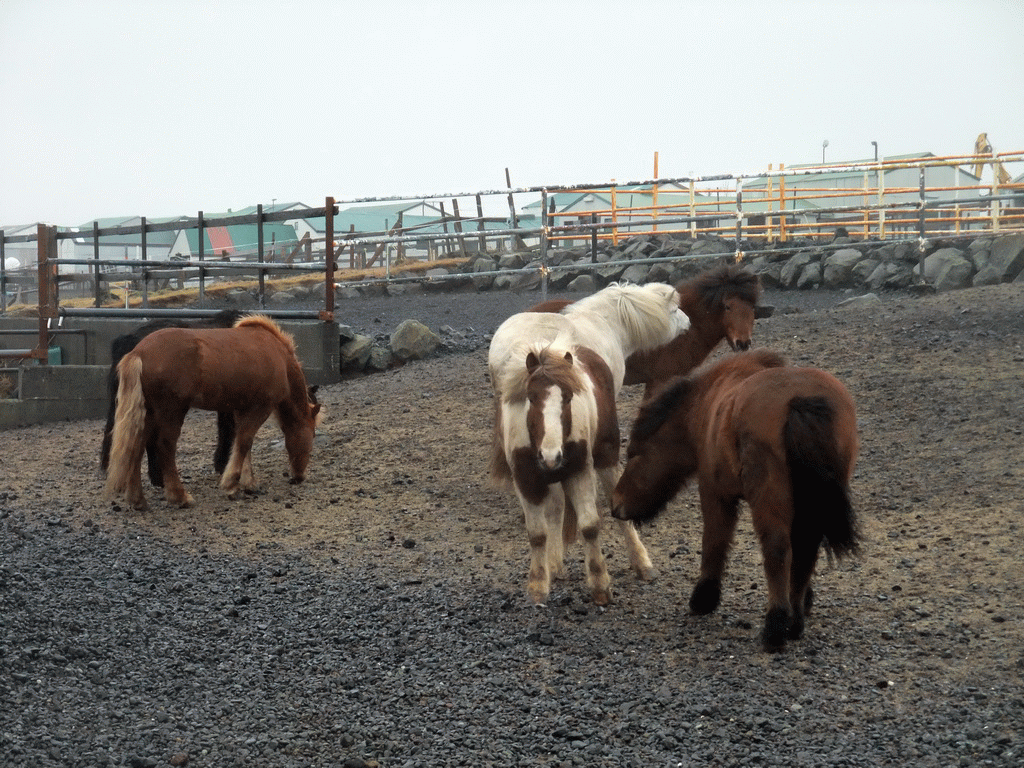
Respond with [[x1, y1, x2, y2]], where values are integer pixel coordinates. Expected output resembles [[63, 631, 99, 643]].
[[488, 282, 690, 605]]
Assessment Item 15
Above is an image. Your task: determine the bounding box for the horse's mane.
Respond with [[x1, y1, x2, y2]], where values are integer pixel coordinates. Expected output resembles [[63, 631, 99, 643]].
[[688, 263, 762, 311], [568, 282, 677, 350], [234, 314, 296, 352], [500, 345, 582, 402], [629, 375, 695, 447], [630, 349, 787, 447]]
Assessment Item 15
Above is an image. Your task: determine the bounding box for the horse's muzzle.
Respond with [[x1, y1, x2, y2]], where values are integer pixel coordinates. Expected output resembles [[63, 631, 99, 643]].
[[538, 449, 564, 471], [730, 338, 752, 351]]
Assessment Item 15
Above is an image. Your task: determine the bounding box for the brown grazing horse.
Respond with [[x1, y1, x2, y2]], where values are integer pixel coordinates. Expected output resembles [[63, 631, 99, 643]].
[[611, 350, 860, 651], [105, 315, 321, 511], [530, 264, 767, 396], [99, 310, 244, 485]]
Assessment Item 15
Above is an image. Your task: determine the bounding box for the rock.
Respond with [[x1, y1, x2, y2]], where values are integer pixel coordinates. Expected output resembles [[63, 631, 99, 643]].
[[366, 346, 393, 371], [389, 319, 441, 361], [822, 248, 866, 288], [987, 232, 1024, 281], [781, 251, 816, 288], [341, 333, 373, 372], [918, 247, 968, 283], [837, 293, 882, 309], [621, 263, 652, 284], [972, 266, 1004, 287], [933, 254, 975, 292], [796, 260, 822, 289], [567, 273, 600, 293]]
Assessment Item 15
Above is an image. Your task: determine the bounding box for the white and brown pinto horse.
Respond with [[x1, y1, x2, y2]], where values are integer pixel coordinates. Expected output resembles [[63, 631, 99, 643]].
[[488, 282, 690, 605]]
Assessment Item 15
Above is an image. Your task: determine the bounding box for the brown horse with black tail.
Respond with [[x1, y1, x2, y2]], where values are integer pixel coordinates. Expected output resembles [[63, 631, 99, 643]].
[[531, 264, 768, 396], [99, 309, 244, 485], [611, 350, 860, 651], [105, 315, 321, 511]]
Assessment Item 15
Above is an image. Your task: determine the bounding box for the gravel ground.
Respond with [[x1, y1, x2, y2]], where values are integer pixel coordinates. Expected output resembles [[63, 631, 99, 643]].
[[2, 282, 1023, 767]]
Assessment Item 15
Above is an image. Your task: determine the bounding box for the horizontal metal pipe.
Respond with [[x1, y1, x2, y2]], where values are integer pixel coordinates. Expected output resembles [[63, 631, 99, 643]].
[[55, 307, 327, 320]]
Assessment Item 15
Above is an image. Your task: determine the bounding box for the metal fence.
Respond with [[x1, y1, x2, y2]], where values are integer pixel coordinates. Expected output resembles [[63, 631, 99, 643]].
[[2, 151, 1021, 362]]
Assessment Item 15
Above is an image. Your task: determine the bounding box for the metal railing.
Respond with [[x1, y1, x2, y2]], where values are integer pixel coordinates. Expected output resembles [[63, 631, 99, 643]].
[[3, 151, 1021, 361]]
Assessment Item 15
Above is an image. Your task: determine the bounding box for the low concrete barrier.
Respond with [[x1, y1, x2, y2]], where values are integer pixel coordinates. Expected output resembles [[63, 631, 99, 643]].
[[0, 318, 341, 429]]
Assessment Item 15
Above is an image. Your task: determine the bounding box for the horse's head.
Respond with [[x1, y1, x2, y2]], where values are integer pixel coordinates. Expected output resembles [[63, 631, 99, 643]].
[[611, 376, 698, 524], [722, 296, 757, 351], [524, 348, 579, 473]]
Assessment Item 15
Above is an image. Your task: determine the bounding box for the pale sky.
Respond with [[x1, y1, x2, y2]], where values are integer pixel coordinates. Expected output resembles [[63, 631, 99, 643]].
[[2, 0, 1022, 227]]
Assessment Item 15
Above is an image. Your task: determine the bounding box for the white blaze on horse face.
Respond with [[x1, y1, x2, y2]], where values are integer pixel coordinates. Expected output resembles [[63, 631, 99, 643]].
[[537, 381, 567, 470]]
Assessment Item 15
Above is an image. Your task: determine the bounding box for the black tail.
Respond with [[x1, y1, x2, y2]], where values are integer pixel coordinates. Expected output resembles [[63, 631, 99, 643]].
[[784, 396, 859, 559]]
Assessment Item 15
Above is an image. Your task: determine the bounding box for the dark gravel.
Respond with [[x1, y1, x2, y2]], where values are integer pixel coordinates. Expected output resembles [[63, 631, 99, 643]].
[[2, 283, 1022, 767]]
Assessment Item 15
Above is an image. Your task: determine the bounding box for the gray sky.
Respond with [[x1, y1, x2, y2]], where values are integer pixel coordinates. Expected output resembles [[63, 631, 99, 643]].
[[2, 0, 1022, 227]]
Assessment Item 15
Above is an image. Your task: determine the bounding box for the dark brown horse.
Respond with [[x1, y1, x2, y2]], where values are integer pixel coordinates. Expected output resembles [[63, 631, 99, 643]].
[[99, 309, 244, 485], [105, 315, 321, 511], [530, 264, 767, 396], [611, 350, 860, 651]]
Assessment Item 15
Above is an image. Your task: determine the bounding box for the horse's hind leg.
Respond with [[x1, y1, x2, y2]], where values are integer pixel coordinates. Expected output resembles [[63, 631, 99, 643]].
[[750, 498, 799, 652], [213, 411, 235, 475], [154, 409, 193, 508], [598, 466, 656, 581], [566, 472, 611, 606], [787, 528, 823, 641], [690, 491, 740, 616]]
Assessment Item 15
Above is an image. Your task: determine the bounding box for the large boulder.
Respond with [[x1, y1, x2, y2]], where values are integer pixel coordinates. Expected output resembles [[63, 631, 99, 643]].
[[988, 233, 1024, 281], [567, 273, 600, 293], [919, 247, 968, 282], [621, 263, 652, 283], [822, 248, 866, 288], [934, 257, 975, 292], [796, 261, 822, 289], [341, 333, 373, 372], [780, 251, 816, 288], [389, 319, 441, 361]]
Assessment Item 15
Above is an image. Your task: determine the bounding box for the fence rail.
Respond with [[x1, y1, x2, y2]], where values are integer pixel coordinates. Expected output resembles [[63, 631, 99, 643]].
[[3, 152, 1022, 361]]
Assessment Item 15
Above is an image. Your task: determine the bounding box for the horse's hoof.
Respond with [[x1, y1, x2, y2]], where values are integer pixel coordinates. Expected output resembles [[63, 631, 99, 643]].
[[591, 588, 612, 606], [636, 565, 660, 581], [689, 577, 721, 615], [761, 607, 791, 652], [288, 476, 305, 485]]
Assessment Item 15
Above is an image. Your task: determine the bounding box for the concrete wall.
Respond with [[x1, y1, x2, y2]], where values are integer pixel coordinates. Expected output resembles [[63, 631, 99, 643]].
[[0, 317, 342, 430]]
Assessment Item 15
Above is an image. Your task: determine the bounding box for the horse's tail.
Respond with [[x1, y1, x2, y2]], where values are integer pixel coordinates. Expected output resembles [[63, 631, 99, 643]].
[[489, 399, 514, 490], [104, 354, 147, 497], [784, 396, 860, 560]]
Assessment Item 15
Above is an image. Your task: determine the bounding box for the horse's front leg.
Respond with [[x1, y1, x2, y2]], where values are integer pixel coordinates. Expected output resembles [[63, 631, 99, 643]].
[[221, 409, 270, 498], [597, 465, 657, 581], [565, 470, 611, 606], [517, 486, 558, 606], [689, 487, 740, 616]]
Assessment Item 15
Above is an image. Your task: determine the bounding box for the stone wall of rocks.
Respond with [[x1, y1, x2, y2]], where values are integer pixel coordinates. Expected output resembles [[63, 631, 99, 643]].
[[331, 231, 1024, 374]]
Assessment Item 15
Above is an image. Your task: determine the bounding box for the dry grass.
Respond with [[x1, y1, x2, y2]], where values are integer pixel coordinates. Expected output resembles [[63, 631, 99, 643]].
[[13, 257, 472, 314]]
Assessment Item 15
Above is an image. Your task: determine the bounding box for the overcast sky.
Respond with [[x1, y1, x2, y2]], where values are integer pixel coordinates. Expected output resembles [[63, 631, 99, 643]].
[[2, 0, 1021, 227]]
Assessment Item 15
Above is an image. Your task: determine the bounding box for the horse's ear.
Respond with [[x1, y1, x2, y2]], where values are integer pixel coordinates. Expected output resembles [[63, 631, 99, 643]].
[[562, 351, 573, 365], [526, 351, 541, 374]]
